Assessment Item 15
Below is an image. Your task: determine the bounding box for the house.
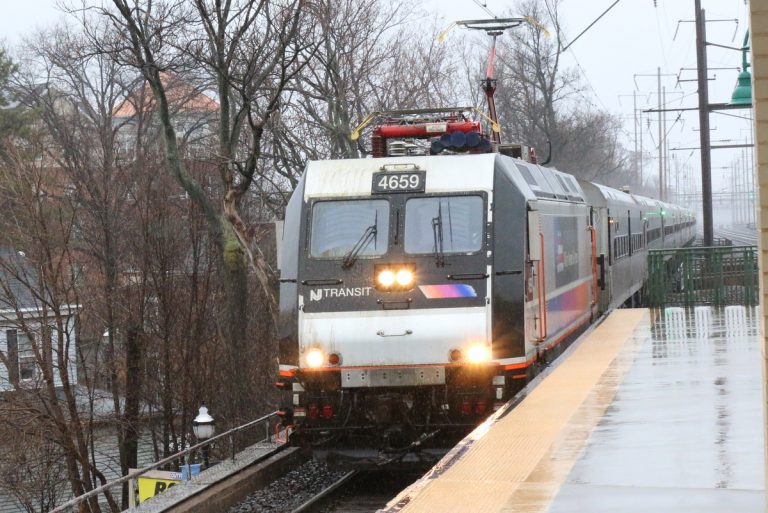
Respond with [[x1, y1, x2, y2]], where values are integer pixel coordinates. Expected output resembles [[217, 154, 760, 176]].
[[112, 72, 218, 160], [0, 250, 78, 391]]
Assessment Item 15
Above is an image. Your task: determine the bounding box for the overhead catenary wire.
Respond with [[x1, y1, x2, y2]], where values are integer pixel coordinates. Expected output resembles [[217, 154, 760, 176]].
[[654, 6, 670, 69], [469, 0, 497, 18], [713, 110, 753, 121], [561, 0, 622, 52]]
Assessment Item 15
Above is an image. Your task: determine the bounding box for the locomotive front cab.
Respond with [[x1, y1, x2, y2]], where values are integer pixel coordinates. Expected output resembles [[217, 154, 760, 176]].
[[279, 156, 500, 445]]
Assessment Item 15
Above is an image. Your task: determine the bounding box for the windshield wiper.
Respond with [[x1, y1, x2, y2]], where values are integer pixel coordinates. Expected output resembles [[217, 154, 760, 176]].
[[431, 203, 445, 267], [342, 213, 378, 269]]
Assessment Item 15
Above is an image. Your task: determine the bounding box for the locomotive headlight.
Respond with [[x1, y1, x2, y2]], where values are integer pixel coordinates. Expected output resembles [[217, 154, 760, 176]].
[[305, 348, 325, 368], [395, 269, 414, 287], [377, 269, 396, 287], [466, 344, 490, 363], [375, 264, 416, 291]]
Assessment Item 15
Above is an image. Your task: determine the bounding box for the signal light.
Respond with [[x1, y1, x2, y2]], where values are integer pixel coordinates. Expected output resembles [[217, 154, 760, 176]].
[[327, 353, 341, 366], [475, 400, 487, 415], [461, 400, 472, 416], [322, 404, 334, 418], [308, 404, 319, 419], [449, 349, 463, 362]]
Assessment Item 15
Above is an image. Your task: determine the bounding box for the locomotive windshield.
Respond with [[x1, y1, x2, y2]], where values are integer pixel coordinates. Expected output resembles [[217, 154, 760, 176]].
[[404, 196, 484, 254], [310, 199, 390, 258]]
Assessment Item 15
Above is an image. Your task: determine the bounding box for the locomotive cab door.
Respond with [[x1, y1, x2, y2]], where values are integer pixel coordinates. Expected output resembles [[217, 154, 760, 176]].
[[590, 206, 611, 314]]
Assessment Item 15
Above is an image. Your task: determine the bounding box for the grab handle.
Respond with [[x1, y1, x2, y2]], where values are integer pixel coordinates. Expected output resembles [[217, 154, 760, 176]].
[[537, 233, 548, 342], [587, 225, 598, 306], [376, 330, 413, 337]]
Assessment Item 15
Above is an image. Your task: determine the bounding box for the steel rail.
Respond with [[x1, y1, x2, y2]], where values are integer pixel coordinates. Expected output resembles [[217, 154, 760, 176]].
[[289, 470, 358, 513]]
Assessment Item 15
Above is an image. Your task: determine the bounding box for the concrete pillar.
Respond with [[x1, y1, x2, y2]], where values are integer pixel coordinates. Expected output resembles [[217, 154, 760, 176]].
[[750, 2, 768, 496]]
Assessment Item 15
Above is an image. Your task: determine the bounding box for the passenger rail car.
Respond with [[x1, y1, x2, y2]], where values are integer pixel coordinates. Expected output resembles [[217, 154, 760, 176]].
[[277, 152, 695, 449]]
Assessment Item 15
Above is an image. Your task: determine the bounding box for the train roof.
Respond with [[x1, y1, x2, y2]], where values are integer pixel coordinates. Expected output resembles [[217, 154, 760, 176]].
[[302, 153, 693, 218], [578, 179, 694, 218], [509, 160, 585, 202], [303, 153, 591, 204], [303, 153, 498, 200]]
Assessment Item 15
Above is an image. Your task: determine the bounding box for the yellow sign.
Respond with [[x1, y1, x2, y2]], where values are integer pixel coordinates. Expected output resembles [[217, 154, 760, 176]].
[[137, 472, 181, 503]]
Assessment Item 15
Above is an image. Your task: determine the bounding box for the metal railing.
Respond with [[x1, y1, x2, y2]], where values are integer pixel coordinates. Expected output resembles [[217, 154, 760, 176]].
[[690, 236, 732, 247], [647, 245, 758, 308], [50, 410, 282, 513]]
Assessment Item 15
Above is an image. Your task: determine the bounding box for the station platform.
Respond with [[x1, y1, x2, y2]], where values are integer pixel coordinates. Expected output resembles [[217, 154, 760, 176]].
[[381, 307, 765, 513]]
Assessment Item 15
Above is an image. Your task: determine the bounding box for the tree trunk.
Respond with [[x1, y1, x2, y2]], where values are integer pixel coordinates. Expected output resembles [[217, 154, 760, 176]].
[[221, 221, 251, 422], [121, 326, 142, 507]]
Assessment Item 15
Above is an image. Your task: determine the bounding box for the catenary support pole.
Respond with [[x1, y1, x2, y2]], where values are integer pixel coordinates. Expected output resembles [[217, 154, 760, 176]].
[[663, 86, 668, 201], [695, 0, 714, 245], [658, 67, 663, 201], [634, 90, 639, 186]]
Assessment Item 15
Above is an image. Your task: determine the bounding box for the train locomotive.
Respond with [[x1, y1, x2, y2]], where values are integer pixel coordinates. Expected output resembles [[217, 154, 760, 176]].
[[275, 110, 696, 451]]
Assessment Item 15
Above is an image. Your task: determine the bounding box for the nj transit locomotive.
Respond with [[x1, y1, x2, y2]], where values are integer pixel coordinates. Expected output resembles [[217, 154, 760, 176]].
[[276, 118, 695, 450]]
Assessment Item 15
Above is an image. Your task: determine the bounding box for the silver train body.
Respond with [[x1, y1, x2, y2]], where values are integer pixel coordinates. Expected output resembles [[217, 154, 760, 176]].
[[277, 153, 695, 446]]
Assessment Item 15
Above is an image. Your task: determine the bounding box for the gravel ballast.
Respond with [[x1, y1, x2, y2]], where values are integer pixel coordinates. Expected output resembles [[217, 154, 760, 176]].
[[228, 458, 348, 513]]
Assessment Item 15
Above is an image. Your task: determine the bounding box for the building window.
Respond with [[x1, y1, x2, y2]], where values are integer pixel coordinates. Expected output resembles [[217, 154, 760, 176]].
[[17, 332, 38, 381]]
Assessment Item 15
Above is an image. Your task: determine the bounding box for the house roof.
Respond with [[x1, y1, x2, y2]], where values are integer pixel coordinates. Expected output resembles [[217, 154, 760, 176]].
[[0, 248, 40, 311], [113, 72, 219, 118]]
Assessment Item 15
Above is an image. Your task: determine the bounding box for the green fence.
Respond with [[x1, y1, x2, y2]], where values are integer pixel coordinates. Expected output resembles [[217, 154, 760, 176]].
[[647, 245, 758, 308]]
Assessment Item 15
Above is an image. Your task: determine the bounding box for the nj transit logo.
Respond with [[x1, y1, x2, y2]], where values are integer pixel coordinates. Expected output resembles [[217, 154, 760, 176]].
[[310, 287, 373, 301]]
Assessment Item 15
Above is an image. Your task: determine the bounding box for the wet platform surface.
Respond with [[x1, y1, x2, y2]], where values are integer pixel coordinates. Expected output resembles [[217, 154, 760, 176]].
[[382, 307, 765, 513]]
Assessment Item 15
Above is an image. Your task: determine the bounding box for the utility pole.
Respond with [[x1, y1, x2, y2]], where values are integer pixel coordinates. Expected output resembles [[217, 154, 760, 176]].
[[742, 150, 747, 224], [731, 158, 736, 225], [633, 90, 639, 185], [742, 147, 748, 225], [662, 86, 668, 201], [695, 0, 714, 245], [674, 154, 680, 204], [639, 110, 644, 186], [658, 67, 663, 200]]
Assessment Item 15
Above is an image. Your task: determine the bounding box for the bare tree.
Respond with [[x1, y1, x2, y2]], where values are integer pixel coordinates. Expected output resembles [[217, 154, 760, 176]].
[[486, 0, 628, 182], [84, 0, 309, 421], [269, 1, 462, 188], [0, 422, 68, 513], [0, 139, 118, 512], [13, 22, 153, 507]]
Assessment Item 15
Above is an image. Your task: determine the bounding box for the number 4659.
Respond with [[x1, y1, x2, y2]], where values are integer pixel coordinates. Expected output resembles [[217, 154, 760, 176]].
[[378, 174, 419, 190]]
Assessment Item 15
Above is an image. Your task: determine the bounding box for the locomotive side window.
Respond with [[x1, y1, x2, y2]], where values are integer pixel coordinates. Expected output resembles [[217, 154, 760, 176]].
[[515, 164, 539, 187], [404, 196, 484, 255], [310, 199, 390, 258]]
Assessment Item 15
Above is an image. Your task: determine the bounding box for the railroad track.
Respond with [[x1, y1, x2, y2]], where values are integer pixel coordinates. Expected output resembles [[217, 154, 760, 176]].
[[716, 226, 758, 246], [290, 470, 358, 513], [289, 468, 425, 513]]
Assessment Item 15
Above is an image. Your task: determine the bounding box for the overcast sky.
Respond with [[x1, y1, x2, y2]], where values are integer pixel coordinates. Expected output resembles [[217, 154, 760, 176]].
[[0, 0, 753, 199], [429, 0, 752, 201]]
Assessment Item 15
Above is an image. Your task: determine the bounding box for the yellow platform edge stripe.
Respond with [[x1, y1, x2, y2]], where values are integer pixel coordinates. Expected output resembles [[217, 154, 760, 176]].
[[383, 309, 649, 513]]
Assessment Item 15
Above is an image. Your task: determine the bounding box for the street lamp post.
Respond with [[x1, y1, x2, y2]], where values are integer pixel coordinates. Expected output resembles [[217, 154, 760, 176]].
[[192, 405, 215, 469]]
